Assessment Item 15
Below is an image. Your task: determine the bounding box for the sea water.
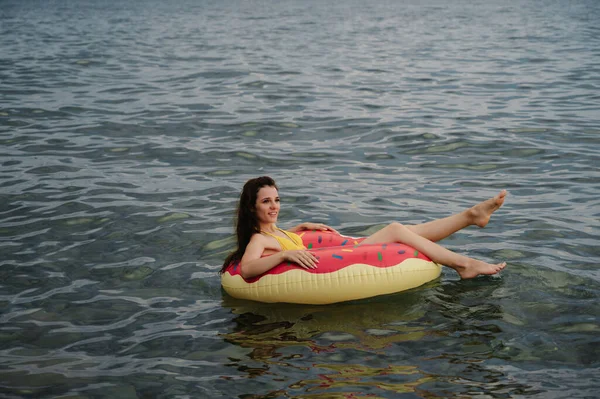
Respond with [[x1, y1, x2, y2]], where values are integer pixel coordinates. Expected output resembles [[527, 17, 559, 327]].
[[1, 0, 599, 397]]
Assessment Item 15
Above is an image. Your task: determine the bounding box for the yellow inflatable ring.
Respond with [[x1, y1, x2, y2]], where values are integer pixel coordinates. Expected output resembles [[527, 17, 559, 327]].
[[221, 231, 441, 304]]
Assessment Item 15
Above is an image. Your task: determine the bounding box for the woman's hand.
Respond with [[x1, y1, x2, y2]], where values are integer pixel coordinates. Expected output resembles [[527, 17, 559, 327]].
[[294, 222, 340, 235], [282, 250, 319, 270]]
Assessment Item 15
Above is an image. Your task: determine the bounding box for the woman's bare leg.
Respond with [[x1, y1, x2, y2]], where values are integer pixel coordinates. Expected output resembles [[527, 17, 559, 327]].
[[359, 222, 506, 279], [406, 190, 507, 242]]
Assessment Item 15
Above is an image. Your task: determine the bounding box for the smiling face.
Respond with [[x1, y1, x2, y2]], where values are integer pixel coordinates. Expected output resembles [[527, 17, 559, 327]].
[[254, 185, 280, 227]]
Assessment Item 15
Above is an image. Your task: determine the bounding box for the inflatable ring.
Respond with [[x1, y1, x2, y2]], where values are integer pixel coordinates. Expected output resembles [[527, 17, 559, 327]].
[[221, 231, 441, 304]]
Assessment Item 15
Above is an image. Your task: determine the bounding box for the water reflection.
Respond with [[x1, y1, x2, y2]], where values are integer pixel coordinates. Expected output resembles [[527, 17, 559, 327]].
[[222, 288, 435, 352], [289, 363, 433, 396], [221, 291, 436, 396], [218, 278, 548, 398]]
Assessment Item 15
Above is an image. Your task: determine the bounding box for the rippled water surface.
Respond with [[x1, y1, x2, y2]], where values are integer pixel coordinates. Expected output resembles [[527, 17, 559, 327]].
[[1, 0, 599, 397]]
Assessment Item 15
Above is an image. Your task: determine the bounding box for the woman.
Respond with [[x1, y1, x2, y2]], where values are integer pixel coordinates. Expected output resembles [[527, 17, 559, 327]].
[[222, 176, 507, 280]]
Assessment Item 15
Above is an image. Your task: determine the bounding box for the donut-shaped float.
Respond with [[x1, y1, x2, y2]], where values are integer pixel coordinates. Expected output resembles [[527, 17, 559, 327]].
[[221, 231, 441, 304]]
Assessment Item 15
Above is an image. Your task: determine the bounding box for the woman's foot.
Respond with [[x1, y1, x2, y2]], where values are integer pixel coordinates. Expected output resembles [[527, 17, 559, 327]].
[[469, 190, 507, 228], [456, 259, 507, 279]]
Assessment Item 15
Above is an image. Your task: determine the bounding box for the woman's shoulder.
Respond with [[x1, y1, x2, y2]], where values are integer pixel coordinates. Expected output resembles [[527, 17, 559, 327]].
[[249, 232, 268, 243], [247, 232, 279, 252]]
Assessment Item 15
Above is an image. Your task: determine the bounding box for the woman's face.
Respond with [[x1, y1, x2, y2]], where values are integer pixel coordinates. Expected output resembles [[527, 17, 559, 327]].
[[254, 185, 280, 225]]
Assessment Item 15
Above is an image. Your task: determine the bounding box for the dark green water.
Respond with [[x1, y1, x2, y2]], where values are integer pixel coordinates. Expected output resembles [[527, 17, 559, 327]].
[[1, 0, 599, 397]]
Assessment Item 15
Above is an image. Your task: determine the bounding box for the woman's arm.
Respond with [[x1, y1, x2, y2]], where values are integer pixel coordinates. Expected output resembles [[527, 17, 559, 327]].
[[240, 234, 319, 279], [288, 222, 339, 234]]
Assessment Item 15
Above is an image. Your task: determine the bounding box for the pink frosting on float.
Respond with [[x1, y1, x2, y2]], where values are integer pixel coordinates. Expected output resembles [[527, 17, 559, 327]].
[[225, 231, 432, 283]]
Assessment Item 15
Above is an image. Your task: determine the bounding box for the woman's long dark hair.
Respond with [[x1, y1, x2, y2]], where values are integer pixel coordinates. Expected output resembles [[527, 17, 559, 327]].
[[220, 176, 278, 273]]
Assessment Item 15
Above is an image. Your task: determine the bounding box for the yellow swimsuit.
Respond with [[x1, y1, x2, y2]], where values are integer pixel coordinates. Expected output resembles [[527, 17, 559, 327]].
[[261, 228, 306, 251]]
